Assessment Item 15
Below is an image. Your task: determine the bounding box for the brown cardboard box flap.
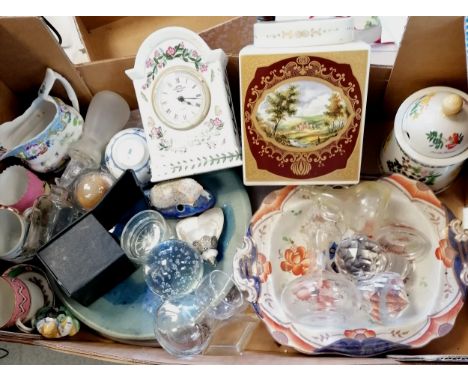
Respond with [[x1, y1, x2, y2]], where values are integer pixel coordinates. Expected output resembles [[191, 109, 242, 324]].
[[384, 16, 468, 115], [76, 16, 237, 61], [0, 17, 92, 112], [1, 16, 468, 364]]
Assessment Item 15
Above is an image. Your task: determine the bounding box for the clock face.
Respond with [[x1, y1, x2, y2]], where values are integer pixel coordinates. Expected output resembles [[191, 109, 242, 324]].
[[152, 66, 211, 130]]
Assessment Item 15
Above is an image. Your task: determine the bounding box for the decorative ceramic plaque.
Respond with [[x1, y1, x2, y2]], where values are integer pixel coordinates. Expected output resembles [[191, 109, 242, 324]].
[[126, 27, 242, 182], [240, 42, 370, 185]]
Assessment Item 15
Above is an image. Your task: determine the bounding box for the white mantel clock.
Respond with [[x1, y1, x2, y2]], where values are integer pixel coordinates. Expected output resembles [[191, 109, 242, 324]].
[[126, 27, 242, 182]]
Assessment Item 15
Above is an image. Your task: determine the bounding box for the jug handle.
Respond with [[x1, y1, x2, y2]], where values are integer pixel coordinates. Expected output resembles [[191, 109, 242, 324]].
[[39, 68, 80, 113]]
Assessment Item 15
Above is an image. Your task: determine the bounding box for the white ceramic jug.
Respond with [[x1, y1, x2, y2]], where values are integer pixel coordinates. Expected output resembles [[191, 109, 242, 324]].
[[0, 68, 84, 173]]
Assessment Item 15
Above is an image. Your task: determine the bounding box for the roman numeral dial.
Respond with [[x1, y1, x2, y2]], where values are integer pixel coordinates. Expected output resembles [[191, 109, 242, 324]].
[[152, 66, 211, 130]]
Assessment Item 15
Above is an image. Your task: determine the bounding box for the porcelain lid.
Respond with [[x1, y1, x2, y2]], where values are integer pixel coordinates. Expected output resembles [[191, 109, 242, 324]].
[[398, 86, 468, 158]]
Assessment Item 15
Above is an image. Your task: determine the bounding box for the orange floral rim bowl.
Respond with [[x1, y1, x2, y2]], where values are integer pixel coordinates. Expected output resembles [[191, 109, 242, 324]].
[[233, 174, 467, 356]]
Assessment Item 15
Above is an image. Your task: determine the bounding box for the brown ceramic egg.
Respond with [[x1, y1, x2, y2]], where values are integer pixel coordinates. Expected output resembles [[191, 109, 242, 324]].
[[74, 171, 114, 211]]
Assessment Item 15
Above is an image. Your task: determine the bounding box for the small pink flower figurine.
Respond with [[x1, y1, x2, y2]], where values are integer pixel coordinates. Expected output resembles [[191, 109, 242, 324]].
[[166, 46, 176, 56], [200, 63, 208, 72]]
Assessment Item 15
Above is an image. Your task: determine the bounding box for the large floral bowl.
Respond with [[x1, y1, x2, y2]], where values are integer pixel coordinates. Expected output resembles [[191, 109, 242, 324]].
[[233, 174, 466, 356]]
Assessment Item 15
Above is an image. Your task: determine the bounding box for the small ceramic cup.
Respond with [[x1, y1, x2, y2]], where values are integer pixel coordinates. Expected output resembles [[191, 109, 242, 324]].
[[0, 276, 44, 331], [0, 165, 46, 213], [105, 128, 151, 185], [0, 207, 30, 262]]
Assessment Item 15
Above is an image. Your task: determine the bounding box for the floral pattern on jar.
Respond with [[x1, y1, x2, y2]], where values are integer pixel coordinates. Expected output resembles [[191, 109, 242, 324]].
[[386, 154, 442, 186]]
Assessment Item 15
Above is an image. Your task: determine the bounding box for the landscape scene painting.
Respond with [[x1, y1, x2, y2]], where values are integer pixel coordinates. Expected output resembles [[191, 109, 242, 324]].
[[255, 80, 351, 149]]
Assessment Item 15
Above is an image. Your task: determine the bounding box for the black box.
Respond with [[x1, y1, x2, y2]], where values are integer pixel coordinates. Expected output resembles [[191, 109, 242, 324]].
[[38, 171, 147, 306]]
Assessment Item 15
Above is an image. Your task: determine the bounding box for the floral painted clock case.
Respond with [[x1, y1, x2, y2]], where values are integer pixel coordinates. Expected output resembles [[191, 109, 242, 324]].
[[239, 42, 370, 185], [126, 27, 242, 182], [233, 175, 466, 356]]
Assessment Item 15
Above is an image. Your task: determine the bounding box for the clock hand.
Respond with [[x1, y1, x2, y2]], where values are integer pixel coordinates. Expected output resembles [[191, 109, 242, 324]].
[[177, 96, 200, 102], [176, 96, 197, 106]]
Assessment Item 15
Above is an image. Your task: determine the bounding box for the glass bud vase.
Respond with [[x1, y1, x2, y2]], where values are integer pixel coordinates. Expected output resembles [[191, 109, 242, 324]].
[[154, 270, 245, 357]]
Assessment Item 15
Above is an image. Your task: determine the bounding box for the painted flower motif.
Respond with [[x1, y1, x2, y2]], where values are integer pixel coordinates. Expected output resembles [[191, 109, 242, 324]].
[[145, 58, 153, 68], [149, 126, 163, 140], [446, 133, 464, 150], [24, 141, 49, 160], [166, 46, 176, 56], [210, 117, 224, 129], [179, 42, 184, 49], [157, 63, 164, 69], [435, 238, 457, 267], [159, 138, 172, 151], [344, 328, 376, 341], [280, 246, 310, 276], [255, 253, 272, 283], [200, 63, 208, 72], [191, 50, 199, 58]]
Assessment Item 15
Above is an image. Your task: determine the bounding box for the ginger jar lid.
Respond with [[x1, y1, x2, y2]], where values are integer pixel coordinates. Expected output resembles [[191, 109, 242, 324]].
[[398, 86, 468, 159]]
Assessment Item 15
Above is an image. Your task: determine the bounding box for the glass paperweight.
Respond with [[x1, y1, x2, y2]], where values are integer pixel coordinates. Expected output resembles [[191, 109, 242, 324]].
[[23, 185, 79, 258], [154, 270, 245, 357], [343, 182, 391, 236], [280, 270, 360, 326], [335, 234, 388, 280], [121, 210, 172, 264], [358, 271, 410, 324], [73, 169, 115, 211], [144, 239, 203, 300], [375, 224, 431, 262]]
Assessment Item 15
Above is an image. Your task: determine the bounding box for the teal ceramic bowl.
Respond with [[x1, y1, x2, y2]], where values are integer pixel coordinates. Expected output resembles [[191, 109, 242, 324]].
[[55, 169, 251, 341]]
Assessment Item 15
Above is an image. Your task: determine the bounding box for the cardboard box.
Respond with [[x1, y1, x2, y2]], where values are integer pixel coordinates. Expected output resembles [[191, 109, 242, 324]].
[[0, 16, 467, 364]]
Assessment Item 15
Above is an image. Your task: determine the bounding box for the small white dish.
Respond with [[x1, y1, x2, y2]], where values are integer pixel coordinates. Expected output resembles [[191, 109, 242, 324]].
[[105, 128, 151, 185]]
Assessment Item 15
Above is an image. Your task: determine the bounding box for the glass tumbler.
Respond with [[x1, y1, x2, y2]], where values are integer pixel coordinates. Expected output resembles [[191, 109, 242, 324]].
[[121, 210, 172, 264]]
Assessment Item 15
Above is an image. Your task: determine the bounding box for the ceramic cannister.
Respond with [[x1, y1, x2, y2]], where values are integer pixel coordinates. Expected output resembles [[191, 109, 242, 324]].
[[380, 86, 468, 193], [240, 17, 370, 185]]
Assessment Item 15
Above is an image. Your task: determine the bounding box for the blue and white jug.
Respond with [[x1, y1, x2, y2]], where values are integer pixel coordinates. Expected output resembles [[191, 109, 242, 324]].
[[0, 68, 84, 173]]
